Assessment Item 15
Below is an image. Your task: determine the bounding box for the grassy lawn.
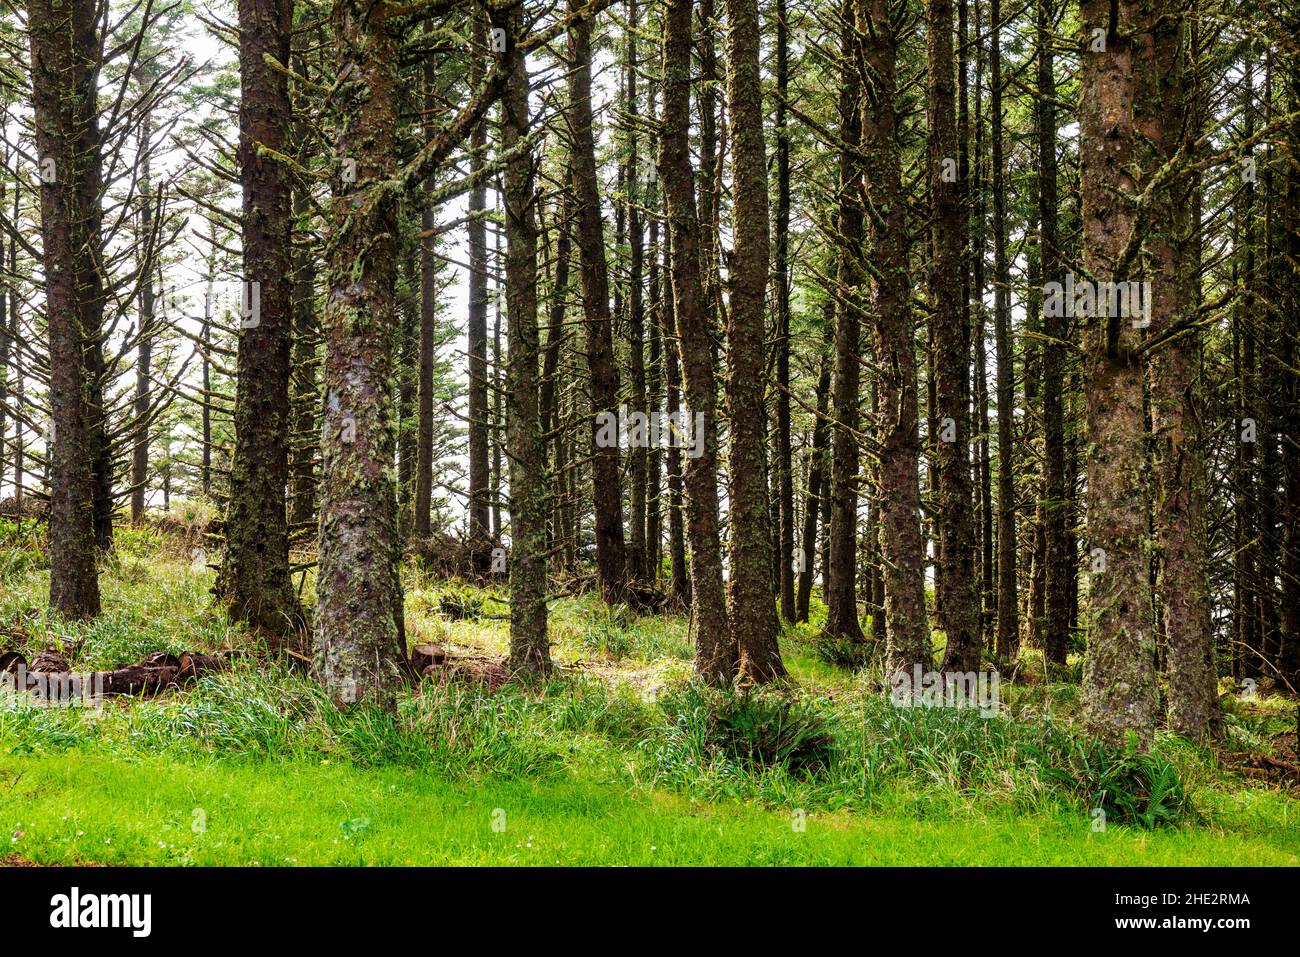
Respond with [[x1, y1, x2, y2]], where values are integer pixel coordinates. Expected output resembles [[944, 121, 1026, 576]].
[[5, 751, 1297, 866], [2, 520, 1298, 867]]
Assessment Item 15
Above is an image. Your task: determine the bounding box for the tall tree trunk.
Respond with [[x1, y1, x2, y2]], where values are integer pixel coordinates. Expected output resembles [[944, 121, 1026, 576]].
[[201, 227, 216, 499], [825, 0, 865, 644], [219, 0, 303, 636], [27, 0, 101, 618], [661, 230, 690, 605], [661, 0, 731, 681], [568, 0, 627, 602], [466, 21, 491, 572], [131, 129, 154, 525], [541, 197, 571, 564], [725, 0, 784, 681], [288, 104, 319, 529], [772, 0, 796, 622], [860, 0, 929, 675], [317, 0, 406, 710], [645, 109, 664, 581], [927, 0, 980, 672], [1281, 47, 1300, 689], [1079, 0, 1159, 745], [625, 0, 648, 584], [796, 332, 834, 622], [1144, 5, 1218, 738], [491, 222, 504, 542], [990, 0, 1018, 663], [499, 9, 551, 676], [1037, 0, 1069, 672], [412, 49, 439, 542]]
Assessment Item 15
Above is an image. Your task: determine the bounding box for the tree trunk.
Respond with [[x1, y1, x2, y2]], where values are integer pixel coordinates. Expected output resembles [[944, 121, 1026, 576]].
[[1143, 6, 1219, 739], [1036, 0, 1069, 672], [860, 0, 929, 675], [660, 0, 731, 681], [219, 0, 303, 636], [773, 0, 796, 622], [568, 0, 627, 603], [660, 230, 690, 606], [131, 130, 154, 525], [990, 0, 1018, 663], [724, 0, 784, 682], [317, 0, 407, 710], [499, 9, 552, 676], [465, 19, 491, 571], [625, 0, 648, 585], [796, 332, 834, 622], [825, 0, 865, 644], [927, 0, 980, 673], [28, 0, 102, 618], [1079, 0, 1159, 745]]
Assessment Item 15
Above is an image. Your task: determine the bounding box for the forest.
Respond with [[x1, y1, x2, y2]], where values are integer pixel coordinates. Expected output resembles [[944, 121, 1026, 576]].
[[0, 0, 1297, 869]]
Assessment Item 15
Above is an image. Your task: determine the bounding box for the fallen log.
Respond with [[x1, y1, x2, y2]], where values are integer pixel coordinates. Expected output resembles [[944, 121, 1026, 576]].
[[410, 644, 447, 674], [97, 664, 181, 697], [179, 651, 229, 681], [418, 654, 511, 694], [0, 647, 235, 700], [28, 648, 70, 673]]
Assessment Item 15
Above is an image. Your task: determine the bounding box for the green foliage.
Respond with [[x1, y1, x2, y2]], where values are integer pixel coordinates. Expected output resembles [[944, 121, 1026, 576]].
[[813, 633, 877, 671], [659, 684, 836, 775], [0, 519, 48, 583], [1019, 725, 1193, 828]]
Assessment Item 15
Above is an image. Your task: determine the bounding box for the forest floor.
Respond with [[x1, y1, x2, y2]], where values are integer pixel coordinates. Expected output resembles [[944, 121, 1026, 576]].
[[1, 517, 1298, 866]]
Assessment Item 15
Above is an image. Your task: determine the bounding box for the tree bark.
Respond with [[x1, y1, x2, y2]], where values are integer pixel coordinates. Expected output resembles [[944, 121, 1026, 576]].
[[568, 0, 627, 603], [499, 9, 552, 676], [796, 332, 834, 622], [724, 0, 784, 682], [1079, 0, 1159, 745], [1143, 5, 1218, 739], [990, 0, 1018, 663], [219, 0, 303, 636], [660, 0, 732, 681], [825, 0, 865, 644], [317, 0, 407, 710], [27, 0, 102, 618], [860, 0, 930, 675], [466, 19, 491, 572], [1036, 0, 1069, 672], [927, 0, 980, 673], [772, 0, 796, 622]]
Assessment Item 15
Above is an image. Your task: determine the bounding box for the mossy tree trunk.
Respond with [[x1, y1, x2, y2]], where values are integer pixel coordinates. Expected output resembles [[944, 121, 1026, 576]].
[[1142, 5, 1219, 739], [927, 0, 981, 673], [499, 7, 551, 677], [317, 0, 407, 710], [568, 0, 627, 604], [825, 0, 865, 645], [1079, 0, 1159, 745], [725, 0, 785, 682], [218, 0, 304, 638], [859, 0, 930, 676], [660, 0, 733, 683], [466, 16, 492, 574], [1036, 0, 1070, 673], [28, 0, 102, 619]]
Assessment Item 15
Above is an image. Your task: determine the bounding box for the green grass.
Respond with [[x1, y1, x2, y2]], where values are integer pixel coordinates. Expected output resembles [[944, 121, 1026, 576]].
[[5, 751, 1297, 866], [2, 519, 1298, 866]]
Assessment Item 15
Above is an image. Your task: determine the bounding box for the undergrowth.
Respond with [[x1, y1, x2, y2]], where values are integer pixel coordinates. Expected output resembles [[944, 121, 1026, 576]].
[[0, 523, 1293, 839]]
